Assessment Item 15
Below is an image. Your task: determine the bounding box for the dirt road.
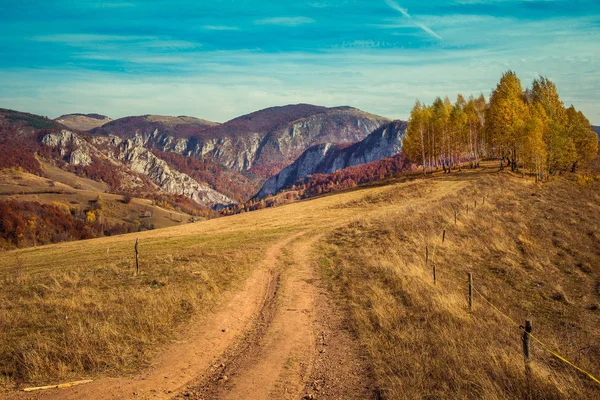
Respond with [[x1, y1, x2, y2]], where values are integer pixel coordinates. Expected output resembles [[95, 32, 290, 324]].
[[10, 232, 375, 400]]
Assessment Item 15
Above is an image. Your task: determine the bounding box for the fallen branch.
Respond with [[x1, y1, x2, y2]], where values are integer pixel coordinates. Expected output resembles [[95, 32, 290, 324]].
[[23, 379, 93, 392]]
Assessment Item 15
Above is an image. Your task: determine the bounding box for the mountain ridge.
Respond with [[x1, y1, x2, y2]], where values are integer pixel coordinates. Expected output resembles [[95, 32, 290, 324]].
[[256, 120, 407, 198], [1, 105, 395, 210], [89, 104, 391, 176]]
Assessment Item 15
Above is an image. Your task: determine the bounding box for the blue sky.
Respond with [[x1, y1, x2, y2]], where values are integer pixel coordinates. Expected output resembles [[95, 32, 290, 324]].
[[0, 0, 599, 123]]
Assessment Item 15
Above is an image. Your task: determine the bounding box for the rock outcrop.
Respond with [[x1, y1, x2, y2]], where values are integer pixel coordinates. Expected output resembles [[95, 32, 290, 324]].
[[41, 130, 235, 208], [42, 130, 93, 166], [256, 121, 407, 198], [114, 138, 233, 206]]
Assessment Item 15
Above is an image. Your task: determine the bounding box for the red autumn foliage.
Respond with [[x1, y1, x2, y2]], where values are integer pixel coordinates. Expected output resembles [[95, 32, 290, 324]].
[[145, 192, 218, 218], [0, 134, 43, 175], [0, 199, 143, 251], [222, 153, 413, 215], [297, 153, 412, 198]]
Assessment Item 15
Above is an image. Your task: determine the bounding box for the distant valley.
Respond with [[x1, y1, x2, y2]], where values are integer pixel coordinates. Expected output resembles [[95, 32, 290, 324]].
[[0, 105, 405, 249]]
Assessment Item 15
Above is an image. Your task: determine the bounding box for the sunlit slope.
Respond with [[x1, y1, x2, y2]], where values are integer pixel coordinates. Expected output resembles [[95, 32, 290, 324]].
[[1, 162, 599, 399], [0, 169, 426, 387]]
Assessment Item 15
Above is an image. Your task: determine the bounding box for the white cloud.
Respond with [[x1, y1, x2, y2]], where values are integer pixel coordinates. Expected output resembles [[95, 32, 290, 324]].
[[202, 25, 240, 31], [31, 34, 150, 43], [254, 17, 315, 26], [2, 40, 599, 123], [383, 0, 443, 40]]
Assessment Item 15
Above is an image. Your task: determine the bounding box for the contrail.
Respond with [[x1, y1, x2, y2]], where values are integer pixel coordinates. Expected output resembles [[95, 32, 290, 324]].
[[383, 0, 443, 41]]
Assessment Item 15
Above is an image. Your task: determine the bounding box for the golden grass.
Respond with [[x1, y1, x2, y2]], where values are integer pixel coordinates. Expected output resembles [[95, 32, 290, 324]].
[[0, 229, 282, 386], [2, 161, 599, 399], [318, 168, 600, 399], [0, 174, 404, 388]]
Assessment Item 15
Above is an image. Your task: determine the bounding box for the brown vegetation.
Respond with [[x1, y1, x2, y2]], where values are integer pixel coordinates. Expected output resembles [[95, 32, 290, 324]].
[[0, 142, 598, 398], [0, 199, 137, 250], [318, 165, 600, 398]]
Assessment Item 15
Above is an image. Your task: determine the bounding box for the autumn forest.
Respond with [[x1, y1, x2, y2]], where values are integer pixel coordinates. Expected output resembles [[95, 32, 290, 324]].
[[403, 71, 598, 179]]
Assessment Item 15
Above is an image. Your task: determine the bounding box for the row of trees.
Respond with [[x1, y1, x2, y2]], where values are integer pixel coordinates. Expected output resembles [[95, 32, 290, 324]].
[[403, 72, 598, 179]]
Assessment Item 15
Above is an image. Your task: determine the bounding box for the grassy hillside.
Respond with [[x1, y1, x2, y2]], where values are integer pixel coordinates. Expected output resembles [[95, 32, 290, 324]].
[[318, 167, 600, 398], [0, 166, 196, 251], [0, 162, 599, 398], [54, 114, 112, 131]]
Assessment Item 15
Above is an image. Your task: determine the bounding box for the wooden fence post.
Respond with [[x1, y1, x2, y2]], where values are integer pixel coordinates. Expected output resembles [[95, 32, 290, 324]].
[[134, 239, 139, 276], [468, 272, 473, 310], [454, 209, 457, 225], [433, 263, 437, 285], [442, 229, 446, 243], [483, 195, 485, 205], [475, 199, 477, 208], [426, 245, 429, 266], [522, 320, 532, 361]]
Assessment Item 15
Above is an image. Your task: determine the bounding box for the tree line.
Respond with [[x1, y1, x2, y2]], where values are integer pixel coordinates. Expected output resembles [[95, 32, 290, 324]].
[[403, 71, 598, 180]]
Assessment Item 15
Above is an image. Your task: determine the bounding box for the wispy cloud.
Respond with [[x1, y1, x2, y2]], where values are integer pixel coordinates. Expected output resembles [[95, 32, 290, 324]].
[[31, 34, 199, 51], [2, 39, 599, 122], [75, 53, 190, 64], [88, 2, 135, 8], [31, 34, 149, 43], [255, 17, 315, 26], [383, 0, 443, 40], [2, 0, 600, 123], [202, 25, 240, 31], [144, 40, 200, 50]]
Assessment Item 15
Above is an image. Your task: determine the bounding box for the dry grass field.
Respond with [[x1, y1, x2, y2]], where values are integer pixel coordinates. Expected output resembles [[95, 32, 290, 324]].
[[1, 161, 599, 399], [319, 166, 600, 398]]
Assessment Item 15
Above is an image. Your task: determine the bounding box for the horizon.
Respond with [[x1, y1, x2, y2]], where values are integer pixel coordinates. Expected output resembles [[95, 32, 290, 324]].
[[48, 103, 393, 124], [1, 0, 599, 124]]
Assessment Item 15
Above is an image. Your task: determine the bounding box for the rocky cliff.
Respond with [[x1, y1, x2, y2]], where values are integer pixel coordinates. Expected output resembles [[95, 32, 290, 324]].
[[41, 130, 235, 208], [91, 105, 391, 177], [256, 121, 407, 198]]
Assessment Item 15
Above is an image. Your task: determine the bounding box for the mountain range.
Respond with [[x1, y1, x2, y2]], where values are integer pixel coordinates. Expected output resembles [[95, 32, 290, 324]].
[[89, 105, 390, 177], [0, 104, 404, 212]]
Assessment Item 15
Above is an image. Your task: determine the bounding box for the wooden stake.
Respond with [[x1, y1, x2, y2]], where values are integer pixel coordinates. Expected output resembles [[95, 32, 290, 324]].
[[426, 245, 429, 266], [433, 263, 437, 285], [522, 320, 532, 361], [442, 229, 446, 243], [466, 205, 469, 214], [468, 272, 473, 310], [454, 209, 457, 225], [134, 238, 139, 276], [475, 199, 477, 208]]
